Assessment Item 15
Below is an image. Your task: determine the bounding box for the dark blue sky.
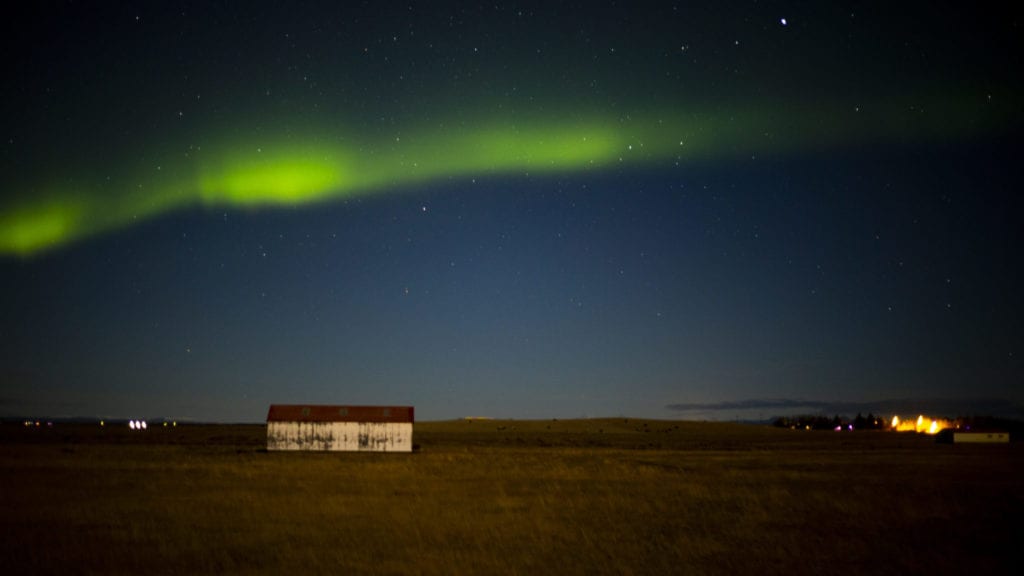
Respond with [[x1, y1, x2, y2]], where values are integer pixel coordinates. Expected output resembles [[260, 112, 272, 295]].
[[1, 2, 1022, 421]]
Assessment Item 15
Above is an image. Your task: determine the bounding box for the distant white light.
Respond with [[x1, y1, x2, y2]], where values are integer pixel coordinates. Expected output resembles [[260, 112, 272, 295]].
[[141, 420, 148, 430], [780, 18, 787, 26], [129, 420, 136, 430]]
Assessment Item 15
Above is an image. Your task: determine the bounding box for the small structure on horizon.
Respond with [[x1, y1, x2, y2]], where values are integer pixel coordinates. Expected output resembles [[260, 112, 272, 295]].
[[266, 405, 414, 452], [952, 430, 1009, 444], [935, 429, 1010, 444]]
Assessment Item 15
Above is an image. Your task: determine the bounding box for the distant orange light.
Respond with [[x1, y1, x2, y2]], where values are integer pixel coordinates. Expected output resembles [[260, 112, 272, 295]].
[[890, 414, 953, 435]]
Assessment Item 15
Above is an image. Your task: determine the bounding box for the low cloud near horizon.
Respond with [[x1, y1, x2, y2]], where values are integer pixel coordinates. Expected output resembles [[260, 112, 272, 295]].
[[665, 398, 1024, 420]]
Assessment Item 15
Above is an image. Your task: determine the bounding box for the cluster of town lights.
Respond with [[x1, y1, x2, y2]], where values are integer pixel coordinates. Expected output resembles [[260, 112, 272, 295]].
[[128, 420, 147, 430], [890, 415, 956, 435]]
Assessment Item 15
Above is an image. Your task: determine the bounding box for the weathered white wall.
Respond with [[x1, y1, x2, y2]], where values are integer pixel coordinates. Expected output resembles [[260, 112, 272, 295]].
[[267, 421, 413, 452]]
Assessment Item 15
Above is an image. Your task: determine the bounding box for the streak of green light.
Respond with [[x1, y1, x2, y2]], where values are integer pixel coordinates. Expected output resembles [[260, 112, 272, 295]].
[[0, 196, 87, 257], [0, 95, 1015, 257]]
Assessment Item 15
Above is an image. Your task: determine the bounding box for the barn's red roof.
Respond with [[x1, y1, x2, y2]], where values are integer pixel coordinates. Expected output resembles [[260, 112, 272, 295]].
[[267, 405, 414, 423]]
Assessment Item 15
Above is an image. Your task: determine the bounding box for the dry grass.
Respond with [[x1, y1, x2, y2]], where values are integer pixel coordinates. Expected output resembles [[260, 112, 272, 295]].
[[1, 419, 1021, 574]]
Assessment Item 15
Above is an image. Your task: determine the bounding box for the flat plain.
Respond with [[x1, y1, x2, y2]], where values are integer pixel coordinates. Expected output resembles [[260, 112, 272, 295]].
[[1, 419, 1021, 574]]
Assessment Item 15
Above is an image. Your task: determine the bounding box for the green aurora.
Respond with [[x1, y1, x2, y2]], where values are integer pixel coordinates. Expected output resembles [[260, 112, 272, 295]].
[[0, 95, 1013, 257]]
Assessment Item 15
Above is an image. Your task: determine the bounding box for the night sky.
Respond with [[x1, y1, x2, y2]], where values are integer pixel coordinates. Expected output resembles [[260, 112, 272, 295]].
[[2, 2, 1022, 422]]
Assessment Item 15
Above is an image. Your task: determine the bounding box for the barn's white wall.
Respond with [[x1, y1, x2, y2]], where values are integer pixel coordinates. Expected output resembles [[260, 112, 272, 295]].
[[267, 421, 413, 452]]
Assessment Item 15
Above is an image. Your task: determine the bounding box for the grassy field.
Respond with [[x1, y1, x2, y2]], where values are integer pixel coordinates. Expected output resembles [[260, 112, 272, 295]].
[[1, 419, 1021, 574]]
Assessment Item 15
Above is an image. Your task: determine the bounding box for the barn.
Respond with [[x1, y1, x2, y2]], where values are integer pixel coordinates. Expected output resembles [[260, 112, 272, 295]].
[[266, 405, 414, 452]]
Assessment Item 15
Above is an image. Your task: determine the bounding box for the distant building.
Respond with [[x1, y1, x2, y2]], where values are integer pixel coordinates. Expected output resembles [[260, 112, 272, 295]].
[[935, 429, 1010, 444], [953, 431, 1009, 444], [266, 405, 414, 452]]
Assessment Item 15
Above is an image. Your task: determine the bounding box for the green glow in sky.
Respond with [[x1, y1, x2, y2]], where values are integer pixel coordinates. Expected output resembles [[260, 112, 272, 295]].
[[0, 196, 87, 257], [199, 149, 352, 207], [0, 116, 666, 257], [0, 97, 1013, 257]]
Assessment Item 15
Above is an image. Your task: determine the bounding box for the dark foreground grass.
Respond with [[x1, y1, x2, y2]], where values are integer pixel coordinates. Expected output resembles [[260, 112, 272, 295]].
[[1, 420, 1021, 574]]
